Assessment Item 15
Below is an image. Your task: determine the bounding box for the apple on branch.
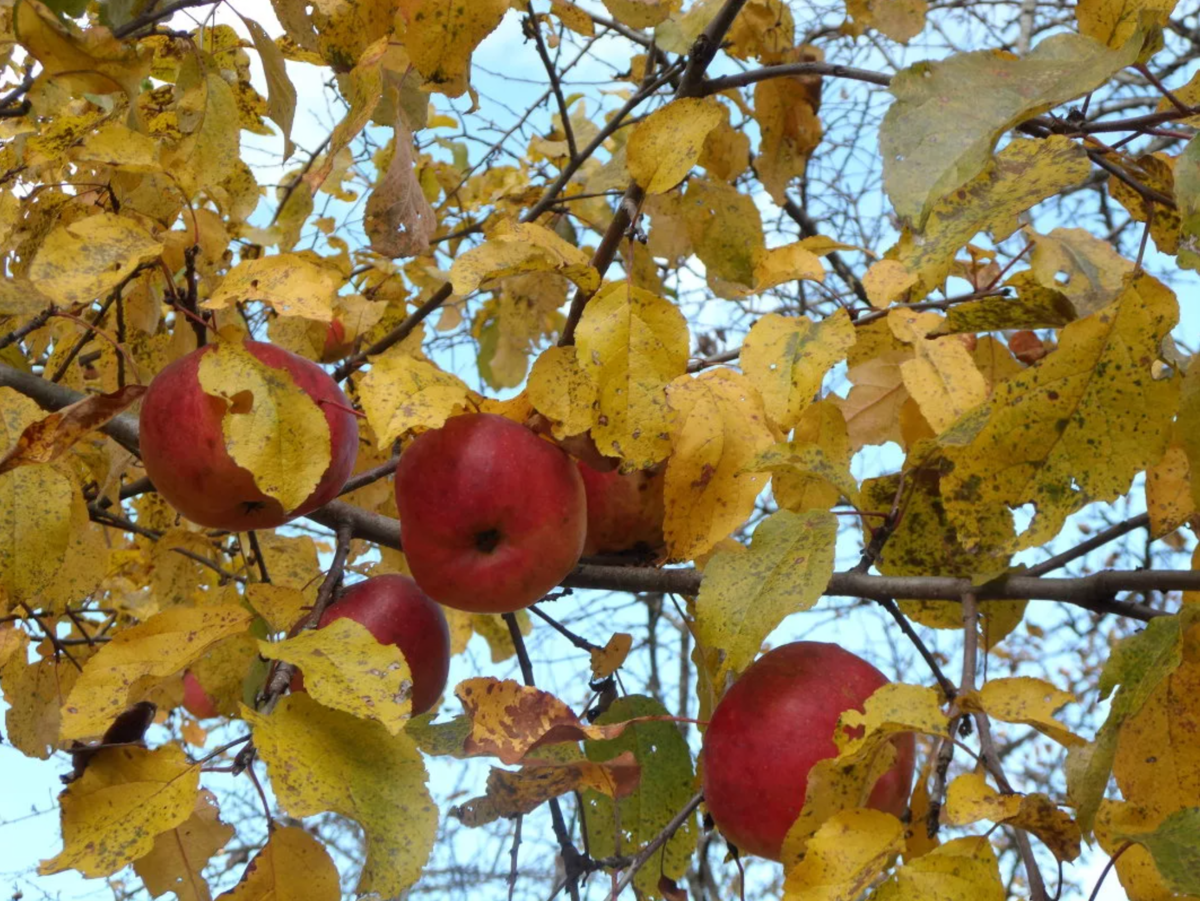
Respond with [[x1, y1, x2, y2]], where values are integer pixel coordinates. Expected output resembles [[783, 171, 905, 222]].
[[702, 641, 916, 861], [180, 670, 219, 720], [395, 413, 586, 614], [138, 340, 359, 532], [577, 461, 665, 557]]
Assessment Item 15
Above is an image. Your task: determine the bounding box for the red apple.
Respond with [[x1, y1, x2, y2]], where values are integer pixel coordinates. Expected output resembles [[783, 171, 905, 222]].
[[139, 340, 359, 531], [702, 641, 916, 861], [321, 319, 351, 362], [394, 413, 586, 614], [577, 461, 665, 556], [292, 574, 451, 714], [181, 670, 219, 719]]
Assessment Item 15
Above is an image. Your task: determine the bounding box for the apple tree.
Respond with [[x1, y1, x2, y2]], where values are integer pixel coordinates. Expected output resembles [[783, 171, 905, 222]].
[[2, 0, 1200, 898]]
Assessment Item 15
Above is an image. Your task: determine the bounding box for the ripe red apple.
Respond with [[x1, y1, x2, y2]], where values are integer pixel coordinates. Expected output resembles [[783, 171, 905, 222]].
[[181, 670, 219, 719], [321, 318, 351, 362], [702, 641, 916, 861], [139, 340, 359, 531], [292, 574, 451, 714], [394, 413, 586, 614], [577, 461, 665, 556]]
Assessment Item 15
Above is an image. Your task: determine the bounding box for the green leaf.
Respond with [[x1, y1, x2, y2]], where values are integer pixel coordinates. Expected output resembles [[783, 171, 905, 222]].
[[1114, 807, 1200, 895]]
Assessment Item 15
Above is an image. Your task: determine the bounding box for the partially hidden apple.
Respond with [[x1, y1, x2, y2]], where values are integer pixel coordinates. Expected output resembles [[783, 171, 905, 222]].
[[139, 340, 359, 531], [321, 318, 352, 362], [293, 574, 451, 715], [395, 413, 587, 614], [577, 461, 665, 556], [181, 670, 219, 719], [702, 641, 915, 861]]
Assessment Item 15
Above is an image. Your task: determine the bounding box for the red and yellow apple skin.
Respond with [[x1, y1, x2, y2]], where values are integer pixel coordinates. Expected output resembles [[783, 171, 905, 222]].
[[577, 462, 665, 556], [181, 670, 219, 719], [394, 413, 587, 614], [138, 340, 359, 531], [701, 641, 916, 861], [294, 574, 451, 715]]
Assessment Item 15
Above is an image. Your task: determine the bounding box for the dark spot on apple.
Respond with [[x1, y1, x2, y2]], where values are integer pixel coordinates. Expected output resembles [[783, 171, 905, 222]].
[[474, 528, 502, 553]]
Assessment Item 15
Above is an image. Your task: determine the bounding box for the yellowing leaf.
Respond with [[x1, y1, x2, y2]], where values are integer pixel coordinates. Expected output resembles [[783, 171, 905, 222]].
[[627, 97, 724, 194], [940, 273, 1178, 555], [452, 751, 640, 826], [863, 260, 917, 308], [602, 0, 681, 27], [753, 241, 826, 290], [881, 31, 1143, 225], [1146, 436, 1194, 538], [527, 345, 597, 439], [741, 309, 855, 430], [959, 677, 1082, 748], [29, 212, 163, 307], [845, 0, 927, 42], [0, 457, 77, 612], [945, 772, 1081, 862], [133, 790, 233, 901], [1, 633, 81, 758], [242, 16, 298, 160], [397, 0, 509, 97], [247, 693, 436, 897], [40, 745, 199, 878], [219, 825, 341, 901], [869, 836, 1004, 901], [1112, 807, 1200, 897], [576, 282, 689, 468], [358, 352, 469, 448], [304, 41, 386, 191], [835, 352, 910, 450], [783, 808, 904, 901], [259, 618, 413, 734], [930, 271, 1077, 337], [663, 369, 775, 560], [203, 254, 341, 322], [450, 221, 599, 296], [197, 341, 332, 513], [60, 605, 253, 740], [1029, 226, 1133, 316], [754, 49, 823, 204], [1076, 0, 1176, 48], [767, 401, 854, 513], [890, 311, 988, 434], [682, 178, 765, 297], [583, 696, 697, 897], [0, 385, 145, 475], [696, 510, 836, 684], [590, 632, 634, 679], [246, 583, 313, 633]]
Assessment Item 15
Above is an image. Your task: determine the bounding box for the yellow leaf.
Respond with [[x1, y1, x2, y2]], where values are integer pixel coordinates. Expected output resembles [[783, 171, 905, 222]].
[[1076, 0, 1177, 48], [133, 790, 233, 901], [219, 825, 340, 901], [40, 745, 199, 878], [527, 345, 597, 439], [696, 510, 837, 684], [576, 282, 689, 468], [741, 309, 855, 430], [247, 693, 436, 896], [699, 106, 752, 182], [890, 311, 988, 433], [682, 178, 765, 297], [259, 618, 413, 734], [60, 605, 253, 740], [551, 0, 595, 36], [450, 220, 599, 296], [835, 352, 911, 450], [0, 456, 76, 612], [845, 0, 927, 42], [304, 40, 386, 191], [164, 73, 241, 197], [941, 273, 1178, 554], [958, 677, 1083, 748], [397, 0, 509, 96], [753, 241, 826, 290], [203, 254, 341, 322], [452, 751, 640, 826], [590, 632, 634, 679], [29, 212, 163, 307], [358, 352, 469, 448], [0, 385, 145, 474], [1029, 226, 1132, 316], [754, 51, 823, 204], [601, 0, 681, 27], [869, 836, 1004, 901], [471, 610, 532, 663], [945, 771, 1081, 862], [627, 97, 724, 194], [1146, 436, 1194, 538], [863, 260, 917, 308], [246, 583, 312, 633], [783, 808, 904, 901], [1, 632, 81, 758], [663, 368, 775, 560], [727, 0, 795, 60], [769, 401, 854, 513], [197, 341, 332, 513], [242, 16, 298, 160]]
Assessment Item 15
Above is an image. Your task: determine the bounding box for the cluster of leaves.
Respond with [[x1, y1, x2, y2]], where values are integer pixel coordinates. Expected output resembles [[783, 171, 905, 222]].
[[2, 0, 1200, 898]]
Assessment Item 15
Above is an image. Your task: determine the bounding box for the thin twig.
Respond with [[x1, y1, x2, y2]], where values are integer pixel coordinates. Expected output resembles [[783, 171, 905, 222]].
[[606, 792, 704, 900]]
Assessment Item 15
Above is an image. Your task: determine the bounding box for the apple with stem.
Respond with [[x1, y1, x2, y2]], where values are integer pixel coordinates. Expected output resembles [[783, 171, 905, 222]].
[[395, 413, 587, 614], [139, 340, 359, 531], [702, 641, 916, 861], [293, 574, 451, 715], [577, 461, 665, 556]]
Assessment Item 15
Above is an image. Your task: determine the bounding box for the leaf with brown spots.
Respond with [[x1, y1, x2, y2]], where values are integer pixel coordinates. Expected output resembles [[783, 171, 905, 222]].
[[0, 385, 145, 475]]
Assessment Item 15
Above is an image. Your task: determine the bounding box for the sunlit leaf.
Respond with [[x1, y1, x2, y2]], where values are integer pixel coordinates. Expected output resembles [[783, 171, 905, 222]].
[[203, 254, 340, 322], [358, 352, 469, 448], [219, 825, 341, 901], [783, 808, 905, 901], [627, 97, 724, 194]]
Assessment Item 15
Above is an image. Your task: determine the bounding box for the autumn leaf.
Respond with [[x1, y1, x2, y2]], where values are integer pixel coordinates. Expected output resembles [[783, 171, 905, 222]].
[[1076, 0, 1175, 48], [203, 254, 341, 322], [197, 341, 333, 513], [1029, 227, 1133, 315], [602, 0, 682, 27], [1, 632, 81, 758], [590, 632, 634, 679], [28, 212, 162, 307], [258, 617, 414, 734], [889, 310, 987, 434], [944, 771, 1080, 862], [246, 583, 314, 634], [247, 693, 436, 897], [958, 677, 1082, 748], [782, 808, 905, 901], [753, 46, 823, 204], [450, 220, 600, 296], [627, 97, 724, 194], [0, 385, 145, 474], [40, 745, 200, 878], [365, 111, 436, 258], [870, 836, 1005, 901], [845, 0, 927, 42], [133, 790, 233, 901], [397, 0, 509, 97], [695, 509, 837, 684], [358, 352, 469, 448], [527, 345, 598, 439], [764, 401, 856, 513], [682, 178, 765, 297], [218, 825, 341, 901], [60, 605, 253, 740]]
